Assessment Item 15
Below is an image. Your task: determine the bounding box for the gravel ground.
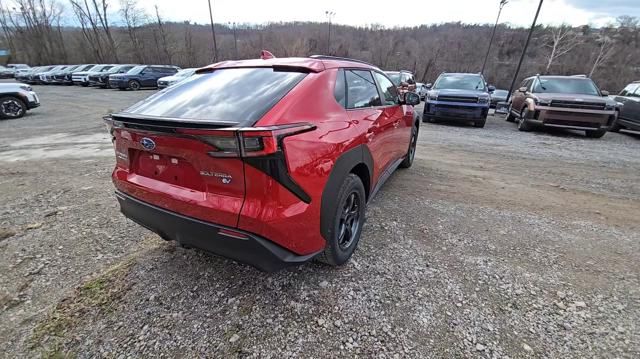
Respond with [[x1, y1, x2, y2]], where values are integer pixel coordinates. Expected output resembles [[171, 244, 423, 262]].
[[1, 82, 639, 358]]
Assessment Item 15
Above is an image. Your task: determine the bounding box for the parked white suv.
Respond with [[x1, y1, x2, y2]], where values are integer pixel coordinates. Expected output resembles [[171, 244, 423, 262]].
[[0, 83, 40, 119]]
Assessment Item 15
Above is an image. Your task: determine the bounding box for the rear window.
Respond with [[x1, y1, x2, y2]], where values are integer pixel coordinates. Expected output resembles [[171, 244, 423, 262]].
[[123, 67, 307, 125]]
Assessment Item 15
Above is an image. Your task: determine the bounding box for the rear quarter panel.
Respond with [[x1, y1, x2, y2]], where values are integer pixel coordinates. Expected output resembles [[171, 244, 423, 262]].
[[240, 69, 370, 255]]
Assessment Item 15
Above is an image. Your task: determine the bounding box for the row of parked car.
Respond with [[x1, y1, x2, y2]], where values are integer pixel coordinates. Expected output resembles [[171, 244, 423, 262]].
[[7, 64, 197, 90], [386, 69, 637, 138]]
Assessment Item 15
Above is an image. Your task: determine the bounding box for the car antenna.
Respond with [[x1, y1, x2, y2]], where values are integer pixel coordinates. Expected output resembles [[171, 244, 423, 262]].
[[535, 73, 546, 91]]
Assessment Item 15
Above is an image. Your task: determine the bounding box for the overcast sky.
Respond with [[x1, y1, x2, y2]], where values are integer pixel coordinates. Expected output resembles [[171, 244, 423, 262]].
[[134, 0, 639, 28]]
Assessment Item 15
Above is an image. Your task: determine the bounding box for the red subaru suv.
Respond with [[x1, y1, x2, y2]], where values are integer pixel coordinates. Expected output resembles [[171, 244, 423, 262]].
[[106, 55, 420, 271]]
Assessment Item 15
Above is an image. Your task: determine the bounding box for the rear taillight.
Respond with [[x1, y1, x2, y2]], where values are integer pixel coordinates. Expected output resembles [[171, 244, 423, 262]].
[[178, 123, 316, 158]]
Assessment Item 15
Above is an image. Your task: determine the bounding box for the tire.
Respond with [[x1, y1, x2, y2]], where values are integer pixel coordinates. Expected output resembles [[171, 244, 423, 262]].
[[473, 118, 486, 128], [400, 122, 419, 168], [585, 129, 607, 138], [505, 106, 517, 122], [128, 80, 141, 91], [610, 112, 622, 132], [517, 108, 533, 132], [81, 83, 88, 87], [317, 174, 366, 266], [0, 96, 27, 119]]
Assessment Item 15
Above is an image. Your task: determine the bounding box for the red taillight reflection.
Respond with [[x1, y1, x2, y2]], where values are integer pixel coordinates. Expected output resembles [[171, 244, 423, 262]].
[[177, 123, 315, 158]]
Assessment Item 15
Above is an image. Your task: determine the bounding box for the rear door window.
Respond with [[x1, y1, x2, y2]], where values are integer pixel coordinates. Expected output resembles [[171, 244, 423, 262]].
[[345, 70, 382, 109], [123, 67, 307, 125]]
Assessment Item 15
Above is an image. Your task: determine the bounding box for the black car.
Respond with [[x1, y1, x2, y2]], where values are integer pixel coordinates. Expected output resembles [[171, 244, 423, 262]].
[[611, 81, 640, 133], [489, 89, 508, 109], [89, 64, 137, 88], [57, 64, 95, 85], [109, 65, 179, 90]]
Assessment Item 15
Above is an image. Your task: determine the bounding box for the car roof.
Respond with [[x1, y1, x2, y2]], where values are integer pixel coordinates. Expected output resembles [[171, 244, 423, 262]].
[[441, 72, 483, 76], [527, 75, 592, 80], [198, 56, 379, 73]]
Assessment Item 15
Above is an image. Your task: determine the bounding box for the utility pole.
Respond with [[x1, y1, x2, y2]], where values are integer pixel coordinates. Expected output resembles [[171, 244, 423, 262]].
[[207, 0, 218, 62], [505, 0, 544, 103], [325, 11, 335, 55], [481, 0, 508, 74], [229, 22, 238, 59]]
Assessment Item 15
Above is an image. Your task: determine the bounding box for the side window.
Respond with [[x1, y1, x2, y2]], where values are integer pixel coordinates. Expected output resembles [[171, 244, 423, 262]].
[[525, 79, 534, 91], [346, 70, 382, 109], [406, 74, 416, 85], [519, 80, 528, 89], [334, 69, 346, 108], [373, 72, 398, 106], [620, 83, 640, 97]]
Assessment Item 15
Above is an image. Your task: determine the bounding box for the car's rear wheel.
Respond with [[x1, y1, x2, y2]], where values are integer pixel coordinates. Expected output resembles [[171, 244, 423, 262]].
[[400, 122, 419, 168], [0, 96, 27, 119], [585, 128, 607, 138], [318, 174, 366, 266], [128, 80, 141, 91], [517, 108, 533, 132]]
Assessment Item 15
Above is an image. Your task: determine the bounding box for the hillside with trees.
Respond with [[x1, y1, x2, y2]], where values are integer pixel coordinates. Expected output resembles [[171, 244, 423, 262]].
[[1, 0, 638, 92]]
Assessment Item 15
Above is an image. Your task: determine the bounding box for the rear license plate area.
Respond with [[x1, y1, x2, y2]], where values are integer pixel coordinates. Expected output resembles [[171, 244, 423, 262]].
[[132, 150, 205, 191]]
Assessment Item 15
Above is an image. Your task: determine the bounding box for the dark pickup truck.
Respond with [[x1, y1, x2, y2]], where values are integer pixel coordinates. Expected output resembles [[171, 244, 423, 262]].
[[611, 81, 640, 133]]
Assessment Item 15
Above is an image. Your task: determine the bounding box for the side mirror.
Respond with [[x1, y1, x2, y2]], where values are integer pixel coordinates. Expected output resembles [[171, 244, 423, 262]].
[[600, 90, 609, 96], [518, 87, 528, 93], [488, 85, 496, 93], [402, 92, 420, 106], [425, 83, 433, 89]]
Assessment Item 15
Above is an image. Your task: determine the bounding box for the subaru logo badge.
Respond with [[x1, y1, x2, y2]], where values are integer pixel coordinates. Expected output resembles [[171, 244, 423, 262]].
[[140, 137, 156, 151]]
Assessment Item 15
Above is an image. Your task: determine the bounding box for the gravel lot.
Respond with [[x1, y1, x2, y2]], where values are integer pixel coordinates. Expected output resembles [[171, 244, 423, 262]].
[[1, 82, 639, 358]]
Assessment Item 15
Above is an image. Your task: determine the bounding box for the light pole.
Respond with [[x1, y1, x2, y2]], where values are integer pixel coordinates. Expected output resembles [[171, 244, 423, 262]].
[[325, 11, 335, 55], [207, 0, 218, 62], [505, 0, 544, 103], [481, 0, 508, 74]]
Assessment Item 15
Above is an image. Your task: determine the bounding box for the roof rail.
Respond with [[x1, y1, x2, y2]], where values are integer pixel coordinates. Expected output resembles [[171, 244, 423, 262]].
[[309, 55, 375, 67]]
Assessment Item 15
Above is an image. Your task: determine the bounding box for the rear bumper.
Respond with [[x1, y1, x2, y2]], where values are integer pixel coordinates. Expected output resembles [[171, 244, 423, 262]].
[[115, 191, 320, 272]]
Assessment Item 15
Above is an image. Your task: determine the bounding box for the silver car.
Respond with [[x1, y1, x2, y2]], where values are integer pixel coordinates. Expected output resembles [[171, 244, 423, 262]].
[[0, 82, 40, 119], [157, 68, 197, 89]]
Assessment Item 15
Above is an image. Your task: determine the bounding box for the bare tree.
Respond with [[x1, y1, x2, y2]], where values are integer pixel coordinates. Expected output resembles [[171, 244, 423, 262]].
[[589, 33, 615, 78], [182, 21, 196, 66], [1, 0, 66, 63], [68, 0, 118, 62], [544, 25, 582, 73], [154, 5, 172, 64], [119, 0, 147, 63]]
